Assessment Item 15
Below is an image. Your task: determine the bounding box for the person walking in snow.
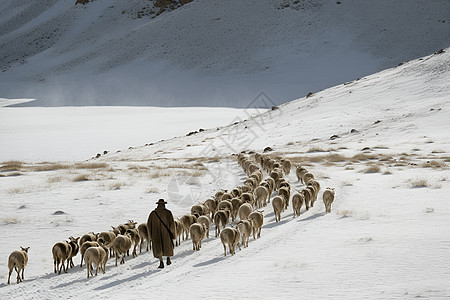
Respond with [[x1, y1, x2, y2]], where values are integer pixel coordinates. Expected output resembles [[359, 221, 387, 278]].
[[147, 199, 176, 269]]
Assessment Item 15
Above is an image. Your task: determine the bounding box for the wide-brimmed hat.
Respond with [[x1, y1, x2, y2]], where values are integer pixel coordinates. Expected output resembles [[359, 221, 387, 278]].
[[156, 199, 167, 205]]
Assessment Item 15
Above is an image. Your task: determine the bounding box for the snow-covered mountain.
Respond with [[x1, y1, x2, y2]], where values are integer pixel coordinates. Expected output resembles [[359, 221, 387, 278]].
[[1, 0, 449, 106], [0, 45, 449, 298]]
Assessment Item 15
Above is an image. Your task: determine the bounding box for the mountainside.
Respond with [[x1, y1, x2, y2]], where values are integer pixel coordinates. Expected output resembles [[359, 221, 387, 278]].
[[0, 0, 449, 106], [0, 46, 449, 299]]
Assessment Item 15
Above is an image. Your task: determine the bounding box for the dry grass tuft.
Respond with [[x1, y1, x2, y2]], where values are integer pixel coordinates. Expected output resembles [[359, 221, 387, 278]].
[[8, 187, 25, 194], [76, 162, 108, 169], [325, 154, 347, 162], [48, 176, 64, 183], [2, 217, 21, 225], [410, 179, 429, 188], [306, 147, 326, 153], [150, 170, 172, 179], [73, 174, 91, 182], [30, 163, 71, 172], [351, 153, 378, 162], [362, 165, 381, 173], [336, 210, 354, 218], [147, 187, 160, 194]]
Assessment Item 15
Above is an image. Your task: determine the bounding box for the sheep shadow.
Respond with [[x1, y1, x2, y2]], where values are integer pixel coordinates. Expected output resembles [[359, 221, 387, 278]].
[[263, 218, 290, 229], [94, 269, 159, 291], [193, 256, 226, 268], [298, 212, 325, 222], [51, 277, 88, 289]]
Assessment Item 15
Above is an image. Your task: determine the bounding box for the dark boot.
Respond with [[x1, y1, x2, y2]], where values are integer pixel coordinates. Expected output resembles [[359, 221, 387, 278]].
[[158, 260, 164, 269], [167, 257, 172, 266]]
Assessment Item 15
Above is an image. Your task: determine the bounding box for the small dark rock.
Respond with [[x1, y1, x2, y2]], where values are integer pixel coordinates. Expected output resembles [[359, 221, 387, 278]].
[[306, 92, 313, 98], [233, 122, 239, 125], [373, 120, 381, 124], [350, 129, 359, 133], [248, 151, 255, 154], [103, 150, 108, 155], [435, 49, 445, 55], [330, 135, 339, 140], [199, 128, 205, 132], [263, 146, 273, 153], [397, 62, 404, 67], [361, 147, 371, 151], [18, 205, 27, 209], [96, 153, 101, 158], [53, 210, 66, 215], [271, 106, 279, 110]]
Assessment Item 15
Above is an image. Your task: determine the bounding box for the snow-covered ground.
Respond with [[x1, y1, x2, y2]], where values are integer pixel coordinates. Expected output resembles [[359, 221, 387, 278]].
[[0, 48, 449, 299], [0, 0, 449, 106]]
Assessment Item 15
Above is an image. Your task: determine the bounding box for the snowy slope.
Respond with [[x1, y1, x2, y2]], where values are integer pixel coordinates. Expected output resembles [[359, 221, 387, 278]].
[[0, 0, 449, 106], [0, 48, 449, 299]]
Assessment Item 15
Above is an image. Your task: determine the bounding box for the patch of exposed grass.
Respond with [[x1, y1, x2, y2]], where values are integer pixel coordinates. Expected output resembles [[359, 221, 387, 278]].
[[421, 160, 447, 169], [351, 153, 378, 161], [336, 210, 354, 218], [325, 153, 347, 162], [0, 161, 24, 172], [106, 181, 126, 190], [76, 162, 108, 169], [2, 217, 21, 225], [48, 176, 64, 183], [30, 163, 71, 172], [147, 187, 160, 193], [8, 187, 25, 194], [431, 150, 445, 154], [150, 170, 172, 179]]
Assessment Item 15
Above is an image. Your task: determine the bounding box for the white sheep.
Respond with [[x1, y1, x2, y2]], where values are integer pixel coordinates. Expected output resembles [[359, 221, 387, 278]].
[[7, 246, 29, 284], [323, 188, 336, 213], [189, 223, 207, 251], [220, 227, 241, 256], [84, 245, 108, 279]]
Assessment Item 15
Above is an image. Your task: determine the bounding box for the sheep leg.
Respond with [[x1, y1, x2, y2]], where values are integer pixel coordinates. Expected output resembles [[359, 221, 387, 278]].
[[21, 268, 24, 280], [8, 268, 12, 284], [223, 243, 227, 256], [95, 264, 99, 276], [54, 259, 57, 273], [115, 252, 118, 266], [16, 269, 21, 284], [80, 255, 84, 268]]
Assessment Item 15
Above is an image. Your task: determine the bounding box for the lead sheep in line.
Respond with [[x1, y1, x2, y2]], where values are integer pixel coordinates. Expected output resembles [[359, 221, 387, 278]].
[[174, 219, 183, 246], [190, 223, 207, 251], [220, 227, 241, 256], [292, 193, 305, 217], [248, 211, 264, 239], [138, 223, 151, 253], [323, 188, 336, 213], [7, 246, 29, 284]]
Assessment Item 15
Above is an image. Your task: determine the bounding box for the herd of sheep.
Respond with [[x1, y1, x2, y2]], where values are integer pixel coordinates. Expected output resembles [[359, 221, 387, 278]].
[[7, 152, 335, 284]]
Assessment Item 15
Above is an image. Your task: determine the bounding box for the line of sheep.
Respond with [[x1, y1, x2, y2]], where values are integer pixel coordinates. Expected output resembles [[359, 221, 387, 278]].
[[7, 151, 335, 284]]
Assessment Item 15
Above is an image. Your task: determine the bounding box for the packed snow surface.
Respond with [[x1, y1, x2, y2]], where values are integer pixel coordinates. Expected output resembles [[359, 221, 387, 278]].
[[0, 49, 449, 299]]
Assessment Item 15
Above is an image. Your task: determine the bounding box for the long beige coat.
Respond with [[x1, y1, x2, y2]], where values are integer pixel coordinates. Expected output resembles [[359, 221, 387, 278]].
[[147, 207, 175, 258]]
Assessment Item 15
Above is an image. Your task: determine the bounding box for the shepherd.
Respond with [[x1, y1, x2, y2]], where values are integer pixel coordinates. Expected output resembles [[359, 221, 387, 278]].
[[147, 199, 176, 269]]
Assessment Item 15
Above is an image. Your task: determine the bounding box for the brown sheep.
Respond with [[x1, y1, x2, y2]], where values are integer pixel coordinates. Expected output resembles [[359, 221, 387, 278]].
[[220, 227, 241, 256], [230, 198, 242, 221], [238, 203, 253, 221], [272, 196, 285, 222], [254, 185, 269, 208], [52, 242, 72, 274], [302, 172, 315, 185], [301, 188, 313, 211], [189, 223, 207, 251], [323, 188, 336, 213], [98, 231, 116, 257], [79, 232, 98, 249], [180, 214, 198, 240], [278, 186, 291, 209], [80, 241, 100, 267], [203, 198, 218, 220], [112, 234, 132, 265], [240, 192, 254, 206], [214, 210, 230, 237], [296, 166, 307, 183], [67, 236, 80, 268], [218, 200, 233, 216], [292, 193, 305, 217], [282, 159, 292, 175], [137, 223, 151, 253], [237, 220, 252, 248], [126, 228, 140, 258], [197, 215, 211, 238], [7, 247, 29, 284], [248, 211, 264, 239], [174, 219, 183, 246]]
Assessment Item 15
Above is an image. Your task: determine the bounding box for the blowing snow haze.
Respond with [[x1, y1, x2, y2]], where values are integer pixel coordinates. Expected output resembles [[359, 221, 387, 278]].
[[0, 0, 449, 107]]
